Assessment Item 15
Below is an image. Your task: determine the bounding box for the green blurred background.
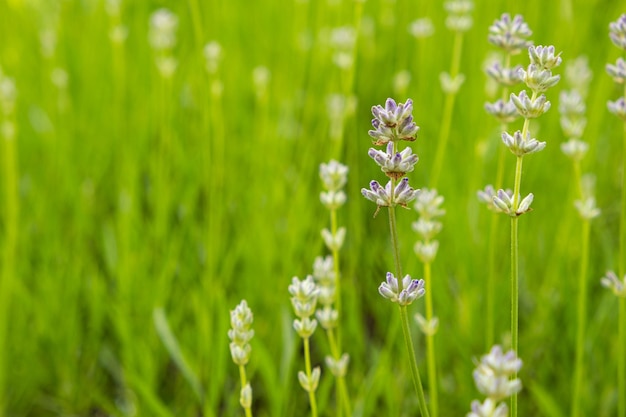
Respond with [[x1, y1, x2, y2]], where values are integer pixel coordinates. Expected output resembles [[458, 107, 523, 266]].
[[0, 0, 625, 415]]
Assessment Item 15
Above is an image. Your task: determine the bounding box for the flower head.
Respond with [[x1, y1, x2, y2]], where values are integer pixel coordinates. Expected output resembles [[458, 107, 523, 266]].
[[501, 130, 546, 157], [608, 97, 626, 121], [609, 14, 626, 50], [378, 272, 425, 306], [473, 345, 523, 402], [511, 90, 551, 118], [528, 45, 562, 70], [368, 142, 419, 179], [361, 178, 419, 213], [606, 57, 626, 83], [485, 99, 520, 123], [488, 13, 533, 54], [368, 98, 419, 145], [601, 271, 626, 297]]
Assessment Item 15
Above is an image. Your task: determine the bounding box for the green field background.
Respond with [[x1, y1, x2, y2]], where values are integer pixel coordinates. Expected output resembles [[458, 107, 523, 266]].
[[0, 0, 625, 415]]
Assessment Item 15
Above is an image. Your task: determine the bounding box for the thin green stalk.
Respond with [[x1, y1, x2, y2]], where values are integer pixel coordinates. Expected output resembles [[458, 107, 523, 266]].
[[187, 0, 204, 47], [423, 261, 438, 417], [430, 31, 464, 188], [0, 117, 18, 417], [387, 176, 429, 417], [615, 87, 626, 417], [399, 305, 430, 417], [330, 209, 342, 350], [328, 208, 351, 417], [486, 125, 509, 349], [509, 214, 519, 417], [618, 296, 625, 417], [326, 329, 352, 417], [238, 365, 253, 417], [485, 51, 512, 348], [572, 218, 590, 417], [303, 337, 319, 417]]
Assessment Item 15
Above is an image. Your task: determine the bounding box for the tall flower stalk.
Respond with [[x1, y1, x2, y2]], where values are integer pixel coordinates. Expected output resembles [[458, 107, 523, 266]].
[[289, 276, 321, 417], [430, 0, 473, 187], [559, 58, 597, 417], [482, 13, 533, 348], [484, 44, 562, 417], [317, 160, 352, 417], [228, 300, 255, 417], [413, 189, 445, 417], [605, 13, 626, 417], [362, 98, 430, 417]]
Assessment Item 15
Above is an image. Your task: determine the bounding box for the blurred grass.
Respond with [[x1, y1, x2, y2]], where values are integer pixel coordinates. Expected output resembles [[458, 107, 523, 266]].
[[0, 0, 625, 416]]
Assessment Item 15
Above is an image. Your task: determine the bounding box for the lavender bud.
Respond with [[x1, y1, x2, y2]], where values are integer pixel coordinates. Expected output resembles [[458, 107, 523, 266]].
[[608, 97, 626, 121], [501, 130, 546, 157], [488, 13, 533, 54], [606, 57, 626, 83], [528, 45, 562, 70], [609, 14, 626, 50], [601, 271, 626, 297], [485, 99, 520, 123], [511, 90, 551, 118]]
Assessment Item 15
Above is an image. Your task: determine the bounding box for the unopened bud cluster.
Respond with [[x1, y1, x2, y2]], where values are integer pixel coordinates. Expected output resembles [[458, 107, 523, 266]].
[[467, 345, 523, 417], [484, 14, 533, 123], [149, 8, 178, 77], [444, 0, 473, 32], [559, 57, 600, 220], [607, 14, 626, 120], [413, 188, 445, 264], [312, 256, 338, 329], [228, 300, 254, 366], [289, 276, 321, 392]]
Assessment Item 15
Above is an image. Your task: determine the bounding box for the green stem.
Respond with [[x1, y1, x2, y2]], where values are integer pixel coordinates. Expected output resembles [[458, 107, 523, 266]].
[[400, 305, 431, 417], [509, 215, 519, 417], [510, 151, 524, 417], [387, 182, 429, 416], [238, 365, 253, 417], [423, 261, 438, 417], [0, 117, 18, 417], [618, 296, 625, 417], [616, 95, 626, 417], [303, 337, 318, 417], [330, 209, 342, 351], [326, 329, 352, 417], [187, 0, 204, 47], [572, 218, 590, 417], [430, 31, 464, 188]]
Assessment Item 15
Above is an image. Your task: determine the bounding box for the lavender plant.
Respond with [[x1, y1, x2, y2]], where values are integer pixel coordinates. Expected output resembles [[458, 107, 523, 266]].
[[484, 43, 561, 417], [604, 13, 626, 417], [228, 300, 255, 417], [289, 276, 321, 417], [317, 159, 351, 417], [559, 56, 597, 417], [466, 346, 523, 417], [413, 189, 445, 417], [481, 15, 533, 347], [430, 0, 473, 187], [362, 98, 430, 417]]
